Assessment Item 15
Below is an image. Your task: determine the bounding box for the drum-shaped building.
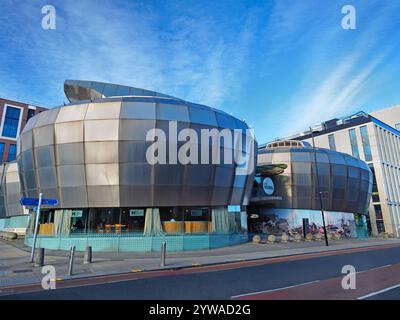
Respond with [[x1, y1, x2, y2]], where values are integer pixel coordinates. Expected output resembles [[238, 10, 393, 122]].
[[18, 80, 256, 251], [248, 141, 373, 238]]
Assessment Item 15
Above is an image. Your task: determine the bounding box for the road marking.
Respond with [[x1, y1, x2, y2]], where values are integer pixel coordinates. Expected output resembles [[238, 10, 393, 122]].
[[357, 283, 400, 300], [231, 280, 320, 299], [131, 269, 142, 273], [357, 264, 392, 274]]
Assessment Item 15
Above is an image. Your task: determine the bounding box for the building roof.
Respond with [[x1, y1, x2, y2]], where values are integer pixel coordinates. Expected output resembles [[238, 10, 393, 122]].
[[64, 79, 178, 103]]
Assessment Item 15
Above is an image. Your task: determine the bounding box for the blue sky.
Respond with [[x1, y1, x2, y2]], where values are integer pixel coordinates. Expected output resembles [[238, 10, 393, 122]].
[[1, 0, 399, 143]]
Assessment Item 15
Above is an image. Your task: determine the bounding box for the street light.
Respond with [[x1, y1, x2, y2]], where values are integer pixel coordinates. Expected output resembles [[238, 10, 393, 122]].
[[310, 127, 329, 246]]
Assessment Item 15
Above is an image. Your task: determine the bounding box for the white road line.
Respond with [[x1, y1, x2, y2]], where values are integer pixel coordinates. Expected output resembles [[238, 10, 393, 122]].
[[357, 283, 400, 300], [0, 277, 140, 297], [231, 280, 320, 299], [357, 264, 392, 274]]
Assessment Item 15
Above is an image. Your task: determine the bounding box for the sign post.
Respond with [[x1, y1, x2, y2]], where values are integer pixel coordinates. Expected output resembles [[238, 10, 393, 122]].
[[20, 195, 58, 262], [30, 193, 43, 263]]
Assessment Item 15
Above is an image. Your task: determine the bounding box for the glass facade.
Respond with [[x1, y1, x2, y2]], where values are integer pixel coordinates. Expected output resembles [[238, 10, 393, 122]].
[[24, 206, 244, 237], [348, 128, 360, 159], [328, 134, 336, 151], [248, 208, 368, 238], [7, 144, 16, 161], [0, 143, 4, 160], [2, 106, 21, 138], [360, 126, 372, 161]]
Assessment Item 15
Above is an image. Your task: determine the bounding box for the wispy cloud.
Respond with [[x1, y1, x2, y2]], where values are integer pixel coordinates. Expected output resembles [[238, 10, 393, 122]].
[[276, 1, 399, 137], [0, 0, 260, 110]]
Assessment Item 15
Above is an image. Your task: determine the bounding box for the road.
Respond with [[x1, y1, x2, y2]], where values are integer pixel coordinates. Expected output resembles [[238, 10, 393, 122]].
[[2, 243, 400, 300]]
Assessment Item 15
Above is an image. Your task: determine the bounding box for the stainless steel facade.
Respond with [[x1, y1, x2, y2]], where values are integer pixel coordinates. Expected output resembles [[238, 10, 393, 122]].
[[0, 162, 24, 218], [17, 80, 256, 209], [255, 146, 373, 214]]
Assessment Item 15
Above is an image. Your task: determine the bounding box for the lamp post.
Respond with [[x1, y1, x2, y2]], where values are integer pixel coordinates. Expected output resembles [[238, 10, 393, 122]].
[[310, 128, 329, 246]]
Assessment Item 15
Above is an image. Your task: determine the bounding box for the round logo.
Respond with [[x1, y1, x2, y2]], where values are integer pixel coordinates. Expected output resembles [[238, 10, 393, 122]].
[[262, 177, 274, 195]]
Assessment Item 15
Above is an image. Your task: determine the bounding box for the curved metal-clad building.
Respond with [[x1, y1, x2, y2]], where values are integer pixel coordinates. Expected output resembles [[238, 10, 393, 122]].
[[248, 143, 373, 238], [0, 162, 24, 218], [18, 80, 256, 252]]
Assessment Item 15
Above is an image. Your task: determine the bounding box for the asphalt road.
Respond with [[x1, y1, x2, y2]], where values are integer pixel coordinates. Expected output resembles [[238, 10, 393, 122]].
[[2, 244, 400, 300]]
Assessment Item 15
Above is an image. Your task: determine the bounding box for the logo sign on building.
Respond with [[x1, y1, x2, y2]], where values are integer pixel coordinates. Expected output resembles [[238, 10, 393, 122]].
[[71, 210, 83, 218], [129, 209, 144, 217], [262, 177, 275, 195]]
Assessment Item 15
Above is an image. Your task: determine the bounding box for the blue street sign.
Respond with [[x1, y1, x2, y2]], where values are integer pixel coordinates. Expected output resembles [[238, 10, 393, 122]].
[[20, 197, 58, 206]]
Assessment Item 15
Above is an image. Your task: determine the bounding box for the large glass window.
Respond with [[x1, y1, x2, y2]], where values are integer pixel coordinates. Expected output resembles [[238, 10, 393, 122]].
[[369, 164, 380, 202], [70, 209, 88, 233], [0, 143, 4, 160], [348, 128, 360, 159], [360, 126, 372, 161], [121, 208, 146, 232], [328, 134, 336, 151], [2, 106, 21, 138], [7, 144, 16, 161], [88, 208, 121, 233]]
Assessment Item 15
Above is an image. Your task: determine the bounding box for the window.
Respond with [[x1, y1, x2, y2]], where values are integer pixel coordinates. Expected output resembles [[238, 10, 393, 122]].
[[348, 128, 360, 158], [7, 144, 16, 161], [2, 106, 21, 138], [395, 123, 400, 131], [328, 134, 336, 151], [0, 143, 4, 161], [27, 108, 36, 121], [360, 126, 372, 161]]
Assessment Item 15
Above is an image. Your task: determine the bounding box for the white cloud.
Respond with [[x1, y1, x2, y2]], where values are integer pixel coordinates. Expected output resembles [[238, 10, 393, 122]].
[[0, 1, 259, 110]]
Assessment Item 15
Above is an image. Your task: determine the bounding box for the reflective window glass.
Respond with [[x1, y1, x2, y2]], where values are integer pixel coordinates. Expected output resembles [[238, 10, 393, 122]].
[[0, 143, 4, 160], [7, 144, 16, 161], [348, 128, 360, 158], [360, 126, 372, 161], [328, 134, 336, 151], [2, 106, 21, 138]]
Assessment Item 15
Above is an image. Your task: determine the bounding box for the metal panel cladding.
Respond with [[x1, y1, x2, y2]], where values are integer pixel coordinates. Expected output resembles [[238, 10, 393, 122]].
[[257, 147, 372, 214], [17, 81, 257, 209]]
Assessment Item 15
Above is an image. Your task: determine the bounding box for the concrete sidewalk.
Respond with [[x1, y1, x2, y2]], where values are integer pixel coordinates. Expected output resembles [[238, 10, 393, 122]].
[[1, 237, 400, 289]]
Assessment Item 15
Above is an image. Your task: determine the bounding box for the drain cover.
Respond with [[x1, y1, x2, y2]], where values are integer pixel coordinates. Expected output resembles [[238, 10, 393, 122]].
[[13, 269, 33, 273]]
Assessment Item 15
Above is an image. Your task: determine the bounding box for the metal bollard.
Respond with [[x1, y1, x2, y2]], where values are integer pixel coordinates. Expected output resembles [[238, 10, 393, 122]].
[[84, 246, 92, 264], [160, 241, 166, 267], [34, 248, 45, 267], [67, 246, 75, 276]]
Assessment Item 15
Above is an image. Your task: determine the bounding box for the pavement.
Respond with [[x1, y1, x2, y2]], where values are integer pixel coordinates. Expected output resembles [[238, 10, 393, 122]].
[[1, 236, 400, 291]]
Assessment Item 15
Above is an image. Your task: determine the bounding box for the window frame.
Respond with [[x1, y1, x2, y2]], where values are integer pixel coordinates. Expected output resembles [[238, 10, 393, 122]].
[[0, 104, 24, 140]]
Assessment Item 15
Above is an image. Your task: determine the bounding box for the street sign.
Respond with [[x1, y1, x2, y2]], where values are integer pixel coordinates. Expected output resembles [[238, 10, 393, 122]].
[[20, 197, 58, 206]]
